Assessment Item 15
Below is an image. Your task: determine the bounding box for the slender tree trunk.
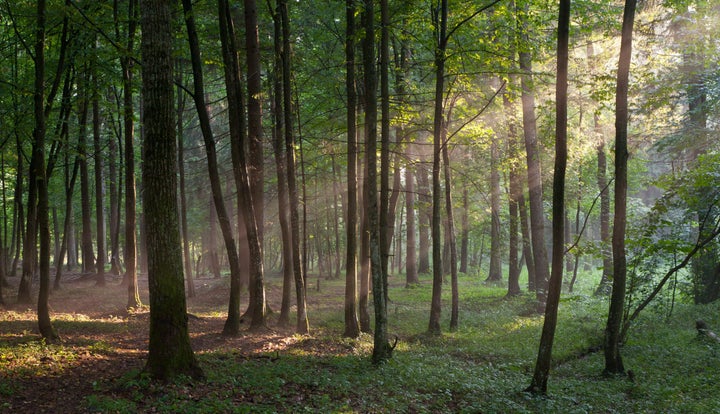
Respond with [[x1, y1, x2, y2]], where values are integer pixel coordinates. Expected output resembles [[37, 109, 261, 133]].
[[54, 157, 79, 290], [526, 0, 569, 394], [506, 83, 522, 296], [34, 0, 59, 342], [604, 0, 637, 376], [78, 78, 95, 274], [176, 71, 195, 298], [460, 186, 469, 274], [140, 0, 202, 380], [182, 0, 246, 334], [417, 161, 431, 274], [123, 0, 141, 310], [405, 164, 418, 285], [428, 0, 447, 336], [108, 126, 121, 276], [279, 0, 308, 334], [343, 0, 360, 338], [442, 135, 459, 331], [93, 87, 106, 286], [487, 132, 503, 282], [595, 138, 612, 295], [518, 0, 549, 303], [364, 0, 392, 364], [270, 4, 294, 328]]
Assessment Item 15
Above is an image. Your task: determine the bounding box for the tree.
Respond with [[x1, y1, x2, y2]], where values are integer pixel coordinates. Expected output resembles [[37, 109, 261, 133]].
[[33, 0, 58, 342], [93, 77, 106, 287], [244, 0, 268, 331], [362, 0, 392, 364], [428, 0, 448, 336], [140, 0, 202, 380], [604, 0, 637, 376], [525, 0, 569, 394], [518, 0, 550, 304], [343, 0, 360, 338], [182, 0, 245, 334], [122, 0, 142, 310], [279, 0, 309, 334]]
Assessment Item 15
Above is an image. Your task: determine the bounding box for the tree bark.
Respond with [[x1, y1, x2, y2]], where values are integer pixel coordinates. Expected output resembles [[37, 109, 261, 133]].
[[487, 132, 502, 282], [176, 70, 195, 299], [182, 0, 246, 334], [518, 0, 549, 303], [428, 0, 447, 337], [526, 0, 569, 394], [93, 84, 106, 286], [343, 0, 360, 338], [123, 0, 141, 310], [604, 0, 637, 376], [279, 0, 308, 334], [140, 0, 202, 380], [405, 164, 418, 285]]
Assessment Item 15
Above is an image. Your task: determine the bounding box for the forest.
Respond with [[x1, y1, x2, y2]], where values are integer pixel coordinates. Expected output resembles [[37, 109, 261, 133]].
[[1, 0, 719, 412]]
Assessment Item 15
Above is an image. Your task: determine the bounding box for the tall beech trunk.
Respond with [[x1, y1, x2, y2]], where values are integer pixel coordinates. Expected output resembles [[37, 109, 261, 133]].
[[343, 0, 360, 338], [182, 0, 246, 334], [526, 0, 569, 393], [270, 4, 294, 327], [604, 0, 637, 376], [506, 77, 522, 296], [54, 157, 79, 290], [405, 163, 418, 285], [32, 0, 58, 341], [487, 132, 502, 282], [442, 135, 459, 331], [279, 0, 308, 334], [518, 0, 549, 302], [140, 0, 202, 379], [417, 161, 431, 274], [92, 87, 106, 286], [243, 0, 268, 331], [460, 186, 469, 274], [428, 0, 447, 336], [176, 72, 195, 298], [123, 0, 141, 310], [78, 78, 95, 274]]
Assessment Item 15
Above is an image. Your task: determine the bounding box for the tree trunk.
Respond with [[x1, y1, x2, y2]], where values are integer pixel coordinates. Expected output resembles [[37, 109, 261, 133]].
[[54, 157, 79, 290], [428, 0, 447, 337], [182, 0, 246, 334], [78, 78, 95, 274], [93, 87, 106, 286], [604, 0, 637, 376], [442, 133, 459, 331], [365, 0, 392, 364], [140, 0, 202, 380], [526, 0, 569, 394], [405, 163, 418, 285], [460, 185, 469, 274], [108, 125, 121, 276], [279, 0, 308, 334], [506, 79, 522, 296], [518, 0, 549, 303], [123, 0, 141, 310], [176, 70, 195, 299], [595, 131, 612, 295], [417, 161, 431, 274], [487, 132, 503, 282], [343, 0, 360, 338], [31, 0, 58, 341], [270, 3, 294, 328]]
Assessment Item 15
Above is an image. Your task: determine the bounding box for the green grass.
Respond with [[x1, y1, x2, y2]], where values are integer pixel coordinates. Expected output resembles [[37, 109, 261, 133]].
[[4, 269, 720, 413]]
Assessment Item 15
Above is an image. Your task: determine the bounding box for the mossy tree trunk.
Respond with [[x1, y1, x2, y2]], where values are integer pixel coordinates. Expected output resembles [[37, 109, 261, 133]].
[[141, 0, 202, 381]]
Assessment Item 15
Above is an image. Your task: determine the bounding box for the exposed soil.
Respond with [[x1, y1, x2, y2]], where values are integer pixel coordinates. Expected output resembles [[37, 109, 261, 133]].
[[0, 271, 336, 413]]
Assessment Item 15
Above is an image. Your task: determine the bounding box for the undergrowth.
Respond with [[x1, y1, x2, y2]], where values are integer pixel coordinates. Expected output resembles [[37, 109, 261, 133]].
[[3, 270, 720, 413]]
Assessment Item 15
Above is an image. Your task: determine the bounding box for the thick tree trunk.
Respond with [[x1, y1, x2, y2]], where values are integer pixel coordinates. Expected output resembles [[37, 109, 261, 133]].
[[140, 0, 202, 380], [604, 0, 637, 376]]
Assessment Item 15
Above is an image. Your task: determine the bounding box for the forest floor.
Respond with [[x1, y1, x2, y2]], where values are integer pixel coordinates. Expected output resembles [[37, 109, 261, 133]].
[[2, 268, 720, 413]]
